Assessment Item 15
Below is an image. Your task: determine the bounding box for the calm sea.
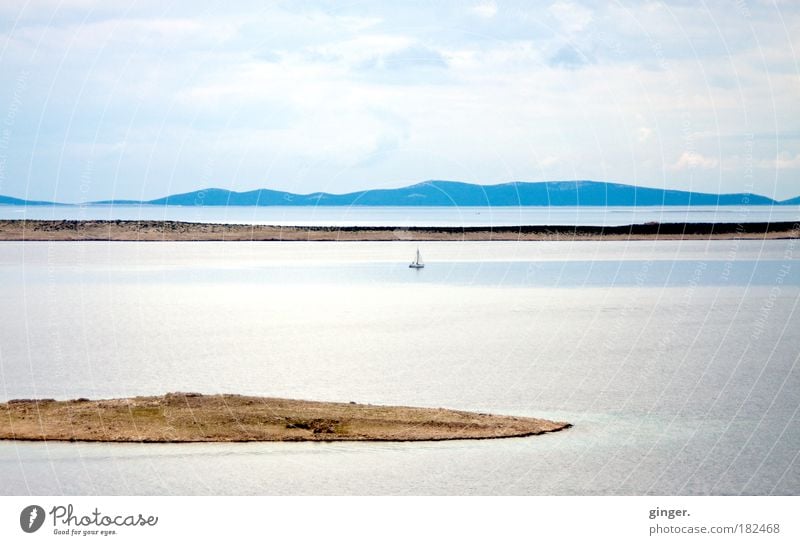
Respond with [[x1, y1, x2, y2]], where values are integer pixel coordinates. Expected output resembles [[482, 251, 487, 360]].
[[0, 240, 798, 495], [2, 204, 800, 227]]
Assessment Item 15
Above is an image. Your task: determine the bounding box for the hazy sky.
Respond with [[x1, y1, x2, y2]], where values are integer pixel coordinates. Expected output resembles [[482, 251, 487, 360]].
[[0, 0, 798, 202]]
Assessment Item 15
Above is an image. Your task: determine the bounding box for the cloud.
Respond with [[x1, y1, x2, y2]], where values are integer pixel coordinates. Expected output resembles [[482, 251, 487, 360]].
[[306, 34, 414, 65], [671, 151, 719, 170], [549, 1, 593, 33], [470, 2, 498, 19], [638, 127, 653, 142], [7, 17, 237, 52], [538, 155, 560, 167], [548, 44, 592, 69], [760, 152, 800, 169], [360, 45, 448, 71]]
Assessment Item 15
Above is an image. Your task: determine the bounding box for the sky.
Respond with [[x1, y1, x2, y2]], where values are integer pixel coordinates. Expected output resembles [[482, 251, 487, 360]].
[[0, 0, 798, 202]]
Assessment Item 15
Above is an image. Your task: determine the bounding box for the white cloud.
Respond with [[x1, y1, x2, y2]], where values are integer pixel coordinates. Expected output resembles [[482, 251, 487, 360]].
[[760, 152, 800, 169], [638, 127, 653, 142], [4, 16, 239, 57], [0, 0, 136, 12], [538, 155, 560, 167], [671, 151, 719, 170], [335, 15, 383, 32], [549, 1, 593, 33], [307, 34, 415, 65], [470, 2, 498, 19]]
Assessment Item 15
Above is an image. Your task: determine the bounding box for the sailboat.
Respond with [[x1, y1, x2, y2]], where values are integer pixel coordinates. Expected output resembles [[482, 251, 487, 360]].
[[409, 247, 424, 269]]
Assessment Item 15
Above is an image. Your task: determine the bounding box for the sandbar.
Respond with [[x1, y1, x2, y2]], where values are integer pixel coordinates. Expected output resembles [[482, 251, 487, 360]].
[[0, 393, 570, 443]]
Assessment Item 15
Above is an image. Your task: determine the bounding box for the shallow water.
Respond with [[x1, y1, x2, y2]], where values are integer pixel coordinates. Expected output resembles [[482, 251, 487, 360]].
[[0, 240, 798, 495]]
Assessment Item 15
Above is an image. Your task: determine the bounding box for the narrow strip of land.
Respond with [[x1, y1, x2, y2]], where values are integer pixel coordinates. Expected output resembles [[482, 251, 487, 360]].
[[0, 393, 570, 442], [0, 220, 797, 241]]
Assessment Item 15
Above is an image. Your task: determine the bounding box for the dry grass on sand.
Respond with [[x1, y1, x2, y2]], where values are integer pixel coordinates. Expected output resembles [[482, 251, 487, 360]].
[[0, 393, 571, 443]]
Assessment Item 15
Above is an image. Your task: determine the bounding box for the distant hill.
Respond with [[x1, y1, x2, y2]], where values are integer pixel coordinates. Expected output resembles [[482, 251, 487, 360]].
[[145, 188, 294, 206], [0, 195, 64, 206], [1, 180, 797, 207], [134, 180, 785, 207], [89, 200, 143, 205], [781, 195, 800, 205]]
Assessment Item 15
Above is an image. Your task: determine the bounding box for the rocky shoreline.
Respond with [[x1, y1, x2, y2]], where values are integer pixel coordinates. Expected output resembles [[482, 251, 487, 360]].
[[0, 219, 797, 241]]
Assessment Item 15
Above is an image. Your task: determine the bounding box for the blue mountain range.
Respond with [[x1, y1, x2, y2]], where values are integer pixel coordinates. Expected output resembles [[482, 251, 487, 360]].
[[2, 180, 798, 207]]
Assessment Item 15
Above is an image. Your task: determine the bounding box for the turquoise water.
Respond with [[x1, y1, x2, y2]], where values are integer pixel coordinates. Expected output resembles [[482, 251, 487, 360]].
[[0, 240, 798, 495]]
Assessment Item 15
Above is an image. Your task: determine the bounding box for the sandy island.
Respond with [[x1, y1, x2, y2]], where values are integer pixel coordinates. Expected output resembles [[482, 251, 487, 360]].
[[0, 219, 797, 241], [0, 393, 570, 443]]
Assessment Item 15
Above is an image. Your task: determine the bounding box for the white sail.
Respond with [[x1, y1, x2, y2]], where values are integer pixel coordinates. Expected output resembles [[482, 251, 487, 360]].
[[409, 247, 424, 268]]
